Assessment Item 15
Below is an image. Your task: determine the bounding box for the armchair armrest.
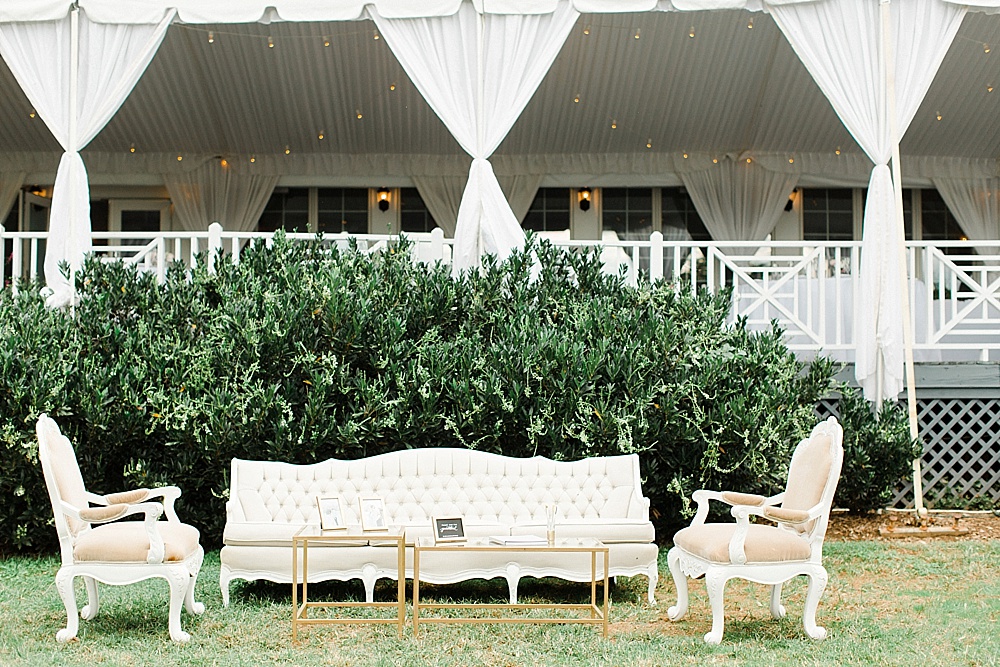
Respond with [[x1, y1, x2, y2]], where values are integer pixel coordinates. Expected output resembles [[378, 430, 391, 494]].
[[62, 500, 167, 564], [102, 486, 182, 522], [689, 490, 784, 526]]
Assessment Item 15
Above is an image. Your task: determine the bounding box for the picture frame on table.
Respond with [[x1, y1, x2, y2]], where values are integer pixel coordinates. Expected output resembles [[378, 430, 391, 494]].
[[358, 495, 388, 531], [317, 495, 346, 531], [432, 516, 466, 543]]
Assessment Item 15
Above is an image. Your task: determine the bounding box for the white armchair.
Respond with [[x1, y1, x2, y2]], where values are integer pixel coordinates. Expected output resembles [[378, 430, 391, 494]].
[[36, 414, 205, 643], [667, 417, 844, 644]]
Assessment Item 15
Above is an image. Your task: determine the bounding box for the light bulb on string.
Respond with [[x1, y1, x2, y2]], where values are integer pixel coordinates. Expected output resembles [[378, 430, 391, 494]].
[[208, 31, 215, 44], [634, 28, 640, 40], [788, 157, 794, 164], [611, 119, 617, 129], [284, 145, 291, 155], [688, 26, 695, 38], [573, 93, 580, 103], [989, 85, 995, 93], [177, 155, 183, 162], [267, 36, 274, 48], [748, 18, 754, 29], [129, 143, 136, 153], [646, 139, 652, 149], [389, 82, 396, 91], [318, 130, 325, 140], [323, 37, 330, 47], [936, 111, 943, 121], [835, 147, 841, 156], [250, 155, 256, 163], [356, 109, 363, 120], [373, 30, 380, 40], [683, 152, 689, 159], [985, 43, 991, 54], [583, 25, 590, 35], [712, 158, 718, 164], [220, 158, 228, 167], [28, 109, 35, 119], [746, 157, 752, 164]]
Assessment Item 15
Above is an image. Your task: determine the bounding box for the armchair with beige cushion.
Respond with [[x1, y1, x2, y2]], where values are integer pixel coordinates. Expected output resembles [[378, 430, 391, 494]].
[[36, 414, 204, 643], [667, 417, 844, 644]]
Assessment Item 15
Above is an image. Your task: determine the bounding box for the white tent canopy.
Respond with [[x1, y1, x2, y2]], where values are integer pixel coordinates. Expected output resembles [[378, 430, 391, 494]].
[[3, 0, 1000, 400]]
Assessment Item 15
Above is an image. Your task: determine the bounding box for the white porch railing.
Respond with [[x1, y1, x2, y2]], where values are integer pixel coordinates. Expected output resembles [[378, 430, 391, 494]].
[[3, 224, 998, 362]]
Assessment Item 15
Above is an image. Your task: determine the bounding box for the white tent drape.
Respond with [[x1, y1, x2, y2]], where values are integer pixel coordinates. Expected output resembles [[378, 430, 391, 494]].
[[679, 157, 797, 242], [768, 0, 965, 402], [0, 9, 172, 306], [499, 173, 544, 226], [371, 0, 579, 273], [411, 174, 466, 237], [164, 161, 279, 233], [932, 177, 1000, 255], [0, 172, 25, 224]]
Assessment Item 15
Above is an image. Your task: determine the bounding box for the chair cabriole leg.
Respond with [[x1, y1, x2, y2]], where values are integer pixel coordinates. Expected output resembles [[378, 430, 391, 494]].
[[55, 568, 79, 643], [81, 575, 100, 620], [666, 547, 688, 621], [803, 566, 829, 640], [770, 582, 786, 619], [704, 569, 728, 645]]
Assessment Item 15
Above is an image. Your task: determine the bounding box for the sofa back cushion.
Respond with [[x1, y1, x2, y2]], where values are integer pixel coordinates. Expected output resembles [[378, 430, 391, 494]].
[[232, 449, 645, 526]]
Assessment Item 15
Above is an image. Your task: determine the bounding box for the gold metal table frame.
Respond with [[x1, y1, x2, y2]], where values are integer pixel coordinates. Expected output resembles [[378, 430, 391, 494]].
[[412, 537, 610, 637], [291, 525, 406, 640]]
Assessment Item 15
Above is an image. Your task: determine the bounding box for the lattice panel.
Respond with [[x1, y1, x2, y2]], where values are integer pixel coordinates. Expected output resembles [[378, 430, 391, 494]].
[[816, 398, 1000, 508]]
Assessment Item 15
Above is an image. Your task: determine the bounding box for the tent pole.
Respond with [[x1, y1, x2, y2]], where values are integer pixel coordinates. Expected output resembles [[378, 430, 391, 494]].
[[882, 0, 924, 514]]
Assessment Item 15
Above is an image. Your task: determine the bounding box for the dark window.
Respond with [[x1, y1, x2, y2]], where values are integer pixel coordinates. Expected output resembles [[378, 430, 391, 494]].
[[522, 188, 570, 232], [803, 188, 854, 241], [400, 187, 437, 233], [317, 188, 367, 234], [258, 187, 309, 233], [661, 187, 711, 241], [90, 199, 109, 232], [921, 189, 967, 241], [602, 187, 653, 240]]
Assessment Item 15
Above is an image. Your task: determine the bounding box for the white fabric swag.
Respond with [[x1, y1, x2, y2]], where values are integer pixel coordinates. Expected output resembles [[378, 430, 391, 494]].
[[933, 177, 1000, 257], [769, 0, 965, 402], [372, 0, 579, 274], [411, 174, 465, 237], [680, 157, 796, 242], [164, 161, 279, 233], [0, 171, 25, 225], [0, 9, 172, 307]]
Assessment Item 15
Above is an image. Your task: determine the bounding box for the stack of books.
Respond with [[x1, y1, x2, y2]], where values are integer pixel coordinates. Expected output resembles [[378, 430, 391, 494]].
[[489, 535, 548, 546]]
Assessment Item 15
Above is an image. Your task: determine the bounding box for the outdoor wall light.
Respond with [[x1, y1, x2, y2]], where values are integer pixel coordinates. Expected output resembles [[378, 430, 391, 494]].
[[578, 187, 592, 212], [784, 188, 798, 212], [378, 188, 390, 212]]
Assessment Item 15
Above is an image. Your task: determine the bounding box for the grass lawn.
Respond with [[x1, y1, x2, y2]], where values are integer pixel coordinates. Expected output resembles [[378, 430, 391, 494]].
[[1, 540, 998, 667]]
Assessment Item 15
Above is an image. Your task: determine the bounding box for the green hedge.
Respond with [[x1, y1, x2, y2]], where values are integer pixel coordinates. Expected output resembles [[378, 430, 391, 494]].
[[0, 235, 912, 553]]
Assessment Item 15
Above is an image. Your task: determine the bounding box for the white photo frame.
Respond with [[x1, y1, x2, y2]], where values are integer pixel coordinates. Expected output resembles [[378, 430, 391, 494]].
[[317, 495, 346, 531], [432, 516, 466, 543], [358, 495, 388, 531]]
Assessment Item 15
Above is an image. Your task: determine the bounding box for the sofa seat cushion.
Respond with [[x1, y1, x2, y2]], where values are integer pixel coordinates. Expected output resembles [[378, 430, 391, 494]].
[[74, 521, 200, 563], [672, 523, 810, 564], [511, 519, 655, 544]]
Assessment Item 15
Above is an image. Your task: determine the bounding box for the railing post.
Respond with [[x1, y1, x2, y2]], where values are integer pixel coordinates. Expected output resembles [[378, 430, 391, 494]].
[[0, 224, 5, 290], [430, 227, 444, 263], [208, 222, 223, 274], [156, 237, 166, 284], [649, 231, 663, 283]]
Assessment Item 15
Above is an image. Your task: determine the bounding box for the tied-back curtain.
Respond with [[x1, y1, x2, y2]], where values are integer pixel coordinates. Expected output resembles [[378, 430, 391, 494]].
[[768, 0, 965, 402], [0, 172, 26, 224], [164, 161, 279, 233], [372, 0, 578, 273], [679, 157, 796, 243], [0, 9, 172, 307], [411, 174, 466, 237], [932, 177, 1000, 257]]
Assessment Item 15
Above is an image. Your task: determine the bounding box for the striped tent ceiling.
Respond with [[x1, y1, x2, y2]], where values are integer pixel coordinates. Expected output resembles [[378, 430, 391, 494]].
[[0, 9, 998, 174]]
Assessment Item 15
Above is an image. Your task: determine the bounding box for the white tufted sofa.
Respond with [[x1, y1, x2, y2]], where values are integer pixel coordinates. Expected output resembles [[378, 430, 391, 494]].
[[220, 448, 658, 605]]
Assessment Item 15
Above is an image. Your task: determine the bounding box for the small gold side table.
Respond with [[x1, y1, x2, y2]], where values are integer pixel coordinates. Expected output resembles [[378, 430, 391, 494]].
[[292, 525, 406, 640]]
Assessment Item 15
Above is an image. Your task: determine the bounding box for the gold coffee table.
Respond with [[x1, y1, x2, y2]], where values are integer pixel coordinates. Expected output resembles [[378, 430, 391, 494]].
[[412, 537, 610, 637], [291, 525, 406, 640]]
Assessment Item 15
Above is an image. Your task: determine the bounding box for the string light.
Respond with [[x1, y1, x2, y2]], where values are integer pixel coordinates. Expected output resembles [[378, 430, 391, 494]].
[[683, 152, 689, 159], [989, 85, 995, 93], [356, 109, 363, 120], [936, 111, 943, 121], [323, 37, 330, 47], [788, 157, 794, 164], [835, 147, 841, 156], [267, 35, 274, 48], [985, 43, 991, 54], [129, 143, 136, 153], [748, 18, 754, 29], [177, 155, 183, 161], [688, 26, 695, 38], [28, 109, 35, 119], [318, 130, 325, 140], [746, 157, 752, 164], [646, 139, 652, 149], [583, 25, 590, 35], [208, 31, 215, 44], [712, 158, 718, 164], [389, 83, 396, 91], [573, 93, 580, 103], [611, 119, 617, 129], [220, 158, 228, 167], [373, 30, 380, 40], [250, 155, 256, 163], [634, 28, 640, 40], [284, 145, 291, 155]]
